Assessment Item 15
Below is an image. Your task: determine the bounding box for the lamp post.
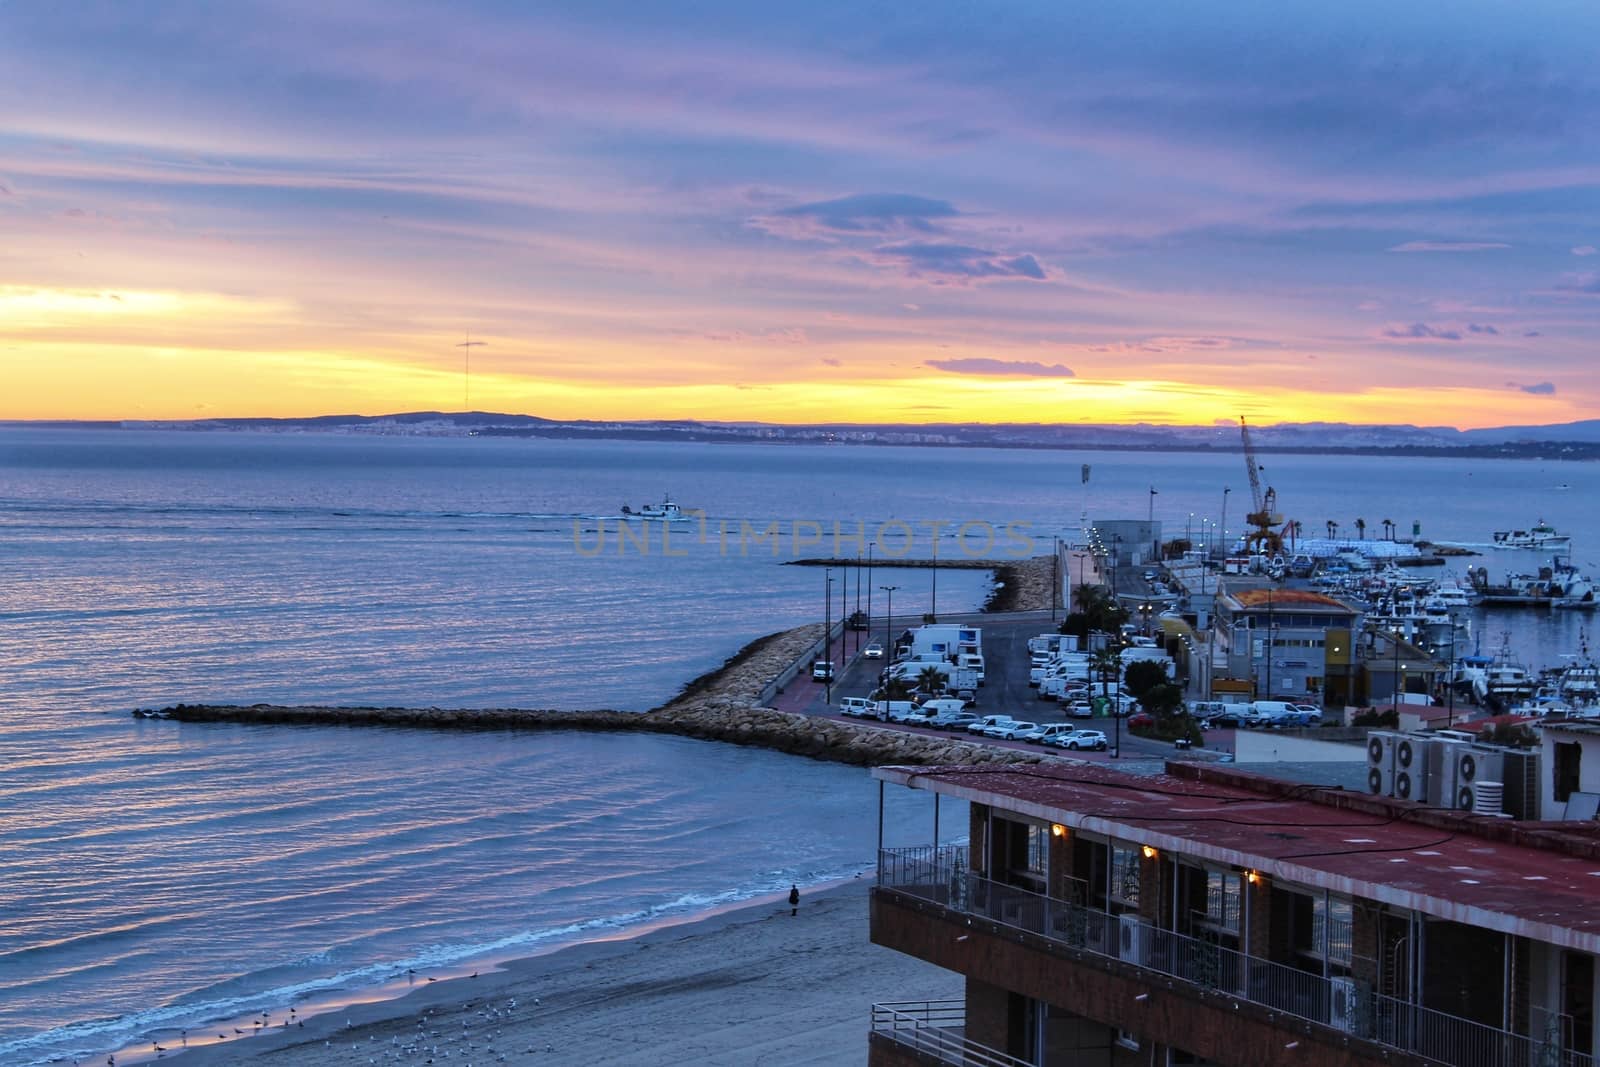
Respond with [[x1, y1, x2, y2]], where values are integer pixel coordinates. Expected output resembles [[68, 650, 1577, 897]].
[[1263, 588, 1275, 699], [1052, 537, 1060, 622], [1446, 626, 1457, 727], [1149, 486, 1159, 562], [880, 585, 899, 681], [1392, 628, 1404, 708], [865, 543, 874, 650], [1220, 487, 1231, 560], [929, 528, 939, 623], [824, 569, 834, 705]]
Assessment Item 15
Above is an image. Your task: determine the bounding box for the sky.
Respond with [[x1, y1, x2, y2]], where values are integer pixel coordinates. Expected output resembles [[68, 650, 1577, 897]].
[[3, 1, 1599, 427]]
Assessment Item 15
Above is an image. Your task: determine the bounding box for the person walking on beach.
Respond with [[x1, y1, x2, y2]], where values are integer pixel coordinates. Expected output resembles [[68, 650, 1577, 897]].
[[789, 885, 800, 916]]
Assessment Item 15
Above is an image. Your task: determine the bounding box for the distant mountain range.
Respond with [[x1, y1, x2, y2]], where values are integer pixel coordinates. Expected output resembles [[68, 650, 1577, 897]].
[[11, 412, 1600, 457]]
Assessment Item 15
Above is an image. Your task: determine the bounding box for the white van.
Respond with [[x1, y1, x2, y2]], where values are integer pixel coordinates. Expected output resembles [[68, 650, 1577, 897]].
[[837, 697, 875, 718], [876, 700, 917, 722], [919, 697, 968, 718], [1249, 700, 1297, 728]]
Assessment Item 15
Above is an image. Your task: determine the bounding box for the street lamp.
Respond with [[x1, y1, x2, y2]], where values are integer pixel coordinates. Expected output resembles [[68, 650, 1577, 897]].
[[1392, 628, 1404, 708], [1446, 626, 1457, 727], [824, 569, 834, 704], [1220, 487, 1231, 560], [865, 543, 874, 652], [1149, 486, 1159, 561], [880, 585, 899, 681], [929, 528, 939, 622]]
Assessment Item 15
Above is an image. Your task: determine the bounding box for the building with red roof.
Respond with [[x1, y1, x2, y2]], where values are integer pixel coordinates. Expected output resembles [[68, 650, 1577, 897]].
[[867, 758, 1600, 1067]]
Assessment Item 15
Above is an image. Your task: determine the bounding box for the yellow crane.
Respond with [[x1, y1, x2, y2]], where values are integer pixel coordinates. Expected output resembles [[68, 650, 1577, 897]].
[[1239, 416, 1284, 556]]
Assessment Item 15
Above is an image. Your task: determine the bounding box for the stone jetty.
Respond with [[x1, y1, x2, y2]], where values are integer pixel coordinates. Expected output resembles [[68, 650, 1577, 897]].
[[788, 554, 1058, 613], [150, 620, 1052, 769]]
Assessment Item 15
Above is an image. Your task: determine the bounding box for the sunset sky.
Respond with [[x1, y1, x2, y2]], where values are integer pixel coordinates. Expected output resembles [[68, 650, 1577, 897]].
[[3, 1, 1598, 427]]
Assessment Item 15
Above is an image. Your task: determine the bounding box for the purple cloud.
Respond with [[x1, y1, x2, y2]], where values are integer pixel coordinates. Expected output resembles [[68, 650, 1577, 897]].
[[1387, 241, 1510, 253], [1524, 330, 1542, 337], [874, 242, 1046, 282], [776, 193, 959, 235], [1573, 246, 1597, 257], [1556, 272, 1600, 295], [1466, 323, 1498, 335], [1506, 381, 1556, 395], [926, 357, 1075, 377], [1382, 322, 1461, 341]]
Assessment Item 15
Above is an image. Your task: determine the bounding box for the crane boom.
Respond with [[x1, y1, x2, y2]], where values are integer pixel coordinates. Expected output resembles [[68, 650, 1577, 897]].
[[1239, 416, 1264, 514]]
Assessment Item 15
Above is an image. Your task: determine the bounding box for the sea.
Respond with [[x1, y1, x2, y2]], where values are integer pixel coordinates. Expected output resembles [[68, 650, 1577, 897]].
[[2, 428, 1597, 1065]]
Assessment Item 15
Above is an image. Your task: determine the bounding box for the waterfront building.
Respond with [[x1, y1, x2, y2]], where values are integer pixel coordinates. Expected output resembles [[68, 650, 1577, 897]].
[[1213, 585, 1361, 705], [868, 760, 1600, 1066]]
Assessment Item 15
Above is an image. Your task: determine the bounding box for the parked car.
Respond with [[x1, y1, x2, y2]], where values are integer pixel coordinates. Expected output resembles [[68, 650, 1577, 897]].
[[966, 715, 1016, 736], [1208, 705, 1257, 728], [931, 710, 980, 732], [987, 720, 1039, 740], [811, 660, 834, 682], [1065, 700, 1094, 719], [862, 642, 884, 659], [1022, 723, 1078, 745], [837, 697, 875, 718], [1049, 729, 1109, 751], [1126, 712, 1155, 732]]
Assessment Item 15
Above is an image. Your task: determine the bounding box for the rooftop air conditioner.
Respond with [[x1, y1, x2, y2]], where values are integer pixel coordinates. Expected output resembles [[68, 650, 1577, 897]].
[[1426, 739, 1469, 808], [1393, 736, 1429, 802], [1499, 750, 1540, 820], [1366, 731, 1397, 796], [1455, 748, 1504, 812]]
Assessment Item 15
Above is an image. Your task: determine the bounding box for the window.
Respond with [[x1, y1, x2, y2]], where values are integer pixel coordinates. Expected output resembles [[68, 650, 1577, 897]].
[[1556, 742, 1583, 803], [1202, 869, 1241, 932], [1110, 844, 1143, 907]]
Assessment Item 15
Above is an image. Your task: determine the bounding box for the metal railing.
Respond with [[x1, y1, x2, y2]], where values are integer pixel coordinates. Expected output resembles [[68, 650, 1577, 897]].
[[870, 1000, 1034, 1067], [879, 847, 1594, 1067]]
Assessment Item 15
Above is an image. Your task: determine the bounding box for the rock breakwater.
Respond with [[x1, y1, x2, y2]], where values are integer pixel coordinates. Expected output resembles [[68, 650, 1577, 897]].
[[152, 620, 1052, 769]]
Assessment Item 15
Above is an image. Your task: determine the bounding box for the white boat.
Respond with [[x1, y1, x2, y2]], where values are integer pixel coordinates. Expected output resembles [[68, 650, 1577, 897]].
[[621, 496, 690, 522], [1491, 519, 1571, 551]]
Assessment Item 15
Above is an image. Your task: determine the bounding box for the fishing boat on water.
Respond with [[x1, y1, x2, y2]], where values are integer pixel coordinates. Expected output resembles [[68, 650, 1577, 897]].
[[620, 496, 691, 522], [1490, 519, 1571, 551]]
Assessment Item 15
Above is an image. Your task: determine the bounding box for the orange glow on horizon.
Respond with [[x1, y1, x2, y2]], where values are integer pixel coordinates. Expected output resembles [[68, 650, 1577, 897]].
[[1, 287, 1584, 430]]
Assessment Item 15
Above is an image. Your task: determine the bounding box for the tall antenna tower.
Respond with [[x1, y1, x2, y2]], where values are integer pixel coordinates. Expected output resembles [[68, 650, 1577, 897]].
[[455, 333, 485, 410]]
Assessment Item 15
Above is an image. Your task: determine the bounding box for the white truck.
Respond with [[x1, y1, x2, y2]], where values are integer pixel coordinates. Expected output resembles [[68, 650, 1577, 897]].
[[900, 624, 982, 662], [891, 660, 980, 694]]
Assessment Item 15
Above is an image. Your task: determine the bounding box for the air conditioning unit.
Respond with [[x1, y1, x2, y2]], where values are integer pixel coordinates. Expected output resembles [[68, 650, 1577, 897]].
[[1393, 736, 1429, 802], [1366, 731, 1398, 796], [1118, 913, 1145, 966], [1455, 748, 1504, 812], [1329, 976, 1363, 1034], [1499, 750, 1540, 820], [1473, 781, 1506, 816], [1426, 739, 1469, 807]]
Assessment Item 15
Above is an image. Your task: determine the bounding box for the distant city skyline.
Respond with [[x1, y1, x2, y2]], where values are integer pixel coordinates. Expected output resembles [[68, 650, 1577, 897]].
[[3, 2, 1598, 427]]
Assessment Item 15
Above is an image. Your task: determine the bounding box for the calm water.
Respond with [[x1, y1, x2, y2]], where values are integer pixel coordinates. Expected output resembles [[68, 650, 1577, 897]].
[[1, 429, 1596, 1064]]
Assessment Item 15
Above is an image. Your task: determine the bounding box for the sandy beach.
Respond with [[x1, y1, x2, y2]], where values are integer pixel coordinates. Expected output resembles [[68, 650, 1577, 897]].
[[147, 880, 952, 1067]]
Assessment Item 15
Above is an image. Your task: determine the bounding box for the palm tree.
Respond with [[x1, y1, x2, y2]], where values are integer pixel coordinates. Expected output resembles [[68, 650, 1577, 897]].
[[1289, 520, 1303, 551], [1091, 647, 1122, 712], [1382, 518, 1395, 541], [1355, 518, 1366, 540], [1327, 520, 1339, 540], [916, 665, 947, 697]]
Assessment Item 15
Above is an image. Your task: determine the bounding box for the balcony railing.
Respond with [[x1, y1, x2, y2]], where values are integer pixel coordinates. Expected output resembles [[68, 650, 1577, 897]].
[[870, 1000, 1033, 1067], [879, 846, 1593, 1067]]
